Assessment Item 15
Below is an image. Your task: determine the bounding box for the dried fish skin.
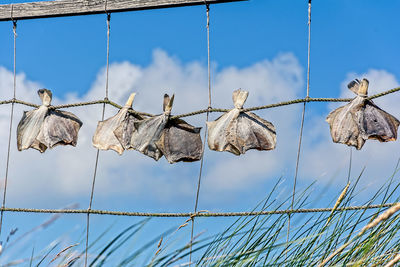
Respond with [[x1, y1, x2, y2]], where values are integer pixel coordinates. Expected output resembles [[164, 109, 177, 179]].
[[156, 118, 203, 164], [16, 89, 83, 153], [326, 78, 400, 149], [92, 108, 130, 154], [128, 114, 168, 160], [326, 97, 365, 150], [37, 109, 82, 149], [360, 100, 399, 142], [127, 94, 187, 161], [207, 89, 277, 155], [207, 110, 276, 155], [128, 94, 203, 163], [229, 112, 276, 154], [17, 106, 48, 152], [207, 109, 241, 154], [93, 93, 142, 154], [113, 113, 142, 149]]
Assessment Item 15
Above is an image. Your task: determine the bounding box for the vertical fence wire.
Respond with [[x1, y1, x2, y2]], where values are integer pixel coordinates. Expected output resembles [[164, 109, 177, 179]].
[[286, 0, 312, 247], [0, 18, 17, 237], [84, 12, 111, 267], [189, 2, 211, 266], [347, 147, 352, 183]]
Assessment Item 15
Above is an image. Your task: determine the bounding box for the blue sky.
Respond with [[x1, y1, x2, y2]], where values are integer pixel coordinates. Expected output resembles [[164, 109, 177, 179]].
[[1, 0, 399, 99], [0, 0, 400, 265]]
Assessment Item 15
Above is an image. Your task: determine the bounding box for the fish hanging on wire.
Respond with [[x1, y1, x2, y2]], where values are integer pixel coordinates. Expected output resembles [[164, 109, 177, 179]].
[[156, 117, 203, 164], [17, 89, 82, 153], [326, 78, 400, 150], [126, 94, 203, 163], [93, 93, 143, 155], [207, 89, 276, 155]]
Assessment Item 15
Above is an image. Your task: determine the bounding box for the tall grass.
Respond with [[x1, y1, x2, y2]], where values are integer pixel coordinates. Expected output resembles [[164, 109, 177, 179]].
[[2, 163, 400, 266]]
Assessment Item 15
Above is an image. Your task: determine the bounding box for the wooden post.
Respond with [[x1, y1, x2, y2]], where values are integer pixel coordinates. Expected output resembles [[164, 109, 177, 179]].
[[0, 0, 246, 21]]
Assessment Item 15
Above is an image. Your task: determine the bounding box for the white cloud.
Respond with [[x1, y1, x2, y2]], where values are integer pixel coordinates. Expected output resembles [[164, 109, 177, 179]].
[[0, 51, 399, 208]]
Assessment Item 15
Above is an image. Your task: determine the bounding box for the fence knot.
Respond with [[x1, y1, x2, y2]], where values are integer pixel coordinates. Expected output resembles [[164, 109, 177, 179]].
[[189, 210, 209, 221]]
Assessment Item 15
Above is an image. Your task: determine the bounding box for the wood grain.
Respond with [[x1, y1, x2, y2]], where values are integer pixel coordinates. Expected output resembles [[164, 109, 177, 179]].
[[0, 0, 246, 21]]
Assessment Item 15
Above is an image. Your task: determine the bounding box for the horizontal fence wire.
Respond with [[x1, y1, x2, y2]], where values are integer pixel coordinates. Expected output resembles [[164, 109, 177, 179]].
[[0, 203, 396, 217], [0, 86, 399, 120]]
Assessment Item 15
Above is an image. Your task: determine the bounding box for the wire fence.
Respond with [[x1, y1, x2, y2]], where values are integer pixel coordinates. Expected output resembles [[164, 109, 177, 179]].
[[0, 84, 398, 219], [1, 0, 400, 265]]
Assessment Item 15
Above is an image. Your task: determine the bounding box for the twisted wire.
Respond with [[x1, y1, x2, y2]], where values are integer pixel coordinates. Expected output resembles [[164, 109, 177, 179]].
[[0, 86, 398, 119], [369, 86, 400, 100], [84, 12, 111, 267], [49, 99, 154, 117], [0, 18, 17, 237], [0, 203, 395, 217], [190, 3, 211, 265], [347, 147, 352, 183], [287, 0, 312, 248]]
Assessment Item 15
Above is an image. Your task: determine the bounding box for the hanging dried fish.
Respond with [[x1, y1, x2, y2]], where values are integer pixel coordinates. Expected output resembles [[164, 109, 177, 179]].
[[207, 89, 276, 155], [124, 94, 171, 160], [113, 105, 143, 151], [156, 118, 202, 163], [326, 78, 400, 150], [93, 93, 142, 155], [17, 89, 82, 153], [128, 94, 203, 163]]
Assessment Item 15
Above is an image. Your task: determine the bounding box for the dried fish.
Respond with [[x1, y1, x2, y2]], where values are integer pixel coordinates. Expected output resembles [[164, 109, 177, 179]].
[[17, 89, 82, 153], [128, 94, 203, 163], [207, 89, 276, 155], [125, 94, 171, 160], [326, 78, 400, 150], [113, 110, 142, 150], [93, 93, 142, 155], [156, 118, 202, 163]]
